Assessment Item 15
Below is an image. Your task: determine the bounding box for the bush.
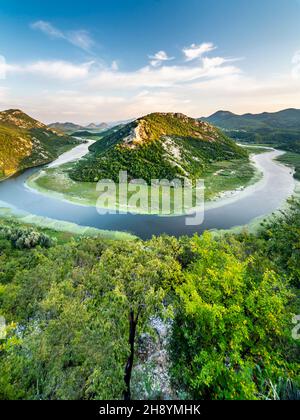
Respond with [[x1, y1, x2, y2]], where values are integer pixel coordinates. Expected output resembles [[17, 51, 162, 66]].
[[0, 226, 55, 249]]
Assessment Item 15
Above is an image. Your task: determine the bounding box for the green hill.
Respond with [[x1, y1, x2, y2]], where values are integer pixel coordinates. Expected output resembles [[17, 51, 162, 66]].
[[48, 122, 86, 133], [202, 108, 300, 130], [0, 109, 78, 179], [202, 108, 300, 153], [48, 122, 110, 134], [70, 112, 248, 183], [71, 124, 127, 139]]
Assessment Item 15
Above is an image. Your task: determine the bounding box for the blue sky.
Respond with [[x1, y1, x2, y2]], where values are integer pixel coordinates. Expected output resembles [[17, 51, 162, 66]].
[[0, 0, 300, 123]]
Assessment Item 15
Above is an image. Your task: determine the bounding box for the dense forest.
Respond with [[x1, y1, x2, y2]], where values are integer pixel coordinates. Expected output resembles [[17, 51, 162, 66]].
[[227, 128, 300, 154], [202, 109, 300, 153], [0, 198, 299, 400]]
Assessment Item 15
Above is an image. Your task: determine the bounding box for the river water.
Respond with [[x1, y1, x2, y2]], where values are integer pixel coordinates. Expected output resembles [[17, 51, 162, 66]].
[[0, 143, 296, 239]]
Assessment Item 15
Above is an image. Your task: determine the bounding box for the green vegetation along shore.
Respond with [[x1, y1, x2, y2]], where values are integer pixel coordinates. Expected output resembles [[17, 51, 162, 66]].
[[0, 205, 136, 241], [276, 152, 300, 181], [0, 197, 299, 400], [26, 156, 259, 214]]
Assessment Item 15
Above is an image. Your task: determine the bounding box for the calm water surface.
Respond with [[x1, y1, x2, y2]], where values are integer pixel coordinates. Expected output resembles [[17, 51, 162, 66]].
[[0, 146, 295, 239]]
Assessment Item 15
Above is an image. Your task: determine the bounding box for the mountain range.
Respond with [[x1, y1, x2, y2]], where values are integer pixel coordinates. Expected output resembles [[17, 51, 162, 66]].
[[0, 109, 78, 179], [3, 107, 299, 184], [201, 108, 300, 152], [201, 108, 300, 130], [48, 122, 110, 134], [70, 112, 247, 183]]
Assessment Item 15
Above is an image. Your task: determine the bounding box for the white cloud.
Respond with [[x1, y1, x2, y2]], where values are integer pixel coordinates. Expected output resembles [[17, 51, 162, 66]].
[[202, 56, 227, 68], [292, 50, 300, 64], [31, 20, 63, 38], [31, 20, 94, 51], [183, 42, 216, 61], [0, 55, 6, 80], [66, 30, 94, 51], [4, 60, 93, 80], [27, 91, 127, 123], [111, 60, 119, 71], [2, 41, 300, 122], [25, 61, 93, 80], [89, 59, 241, 90], [149, 50, 174, 67]]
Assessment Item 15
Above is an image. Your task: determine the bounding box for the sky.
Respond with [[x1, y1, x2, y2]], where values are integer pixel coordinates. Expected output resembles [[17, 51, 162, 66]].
[[0, 0, 300, 124]]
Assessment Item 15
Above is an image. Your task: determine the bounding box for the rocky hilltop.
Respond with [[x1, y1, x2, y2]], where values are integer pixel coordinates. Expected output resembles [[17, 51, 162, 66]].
[[70, 112, 247, 183]]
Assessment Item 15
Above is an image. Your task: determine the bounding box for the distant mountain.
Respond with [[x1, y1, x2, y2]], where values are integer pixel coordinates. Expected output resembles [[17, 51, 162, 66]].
[[0, 109, 78, 179], [70, 112, 247, 183], [86, 122, 110, 130], [201, 108, 300, 130], [48, 121, 110, 133], [201, 108, 300, 153], [72, 124, 127, 138], [86, 123, 98, 130], [48, 122, 86, 133], [108, 118, 135, 127], [98, 122, 110, 130]]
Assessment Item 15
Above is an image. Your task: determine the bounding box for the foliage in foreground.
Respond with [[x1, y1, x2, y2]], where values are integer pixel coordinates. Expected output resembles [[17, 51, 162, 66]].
[[170, 233, 298, 399], [0, 201, 299, 400], [0, 226, 54, 249]]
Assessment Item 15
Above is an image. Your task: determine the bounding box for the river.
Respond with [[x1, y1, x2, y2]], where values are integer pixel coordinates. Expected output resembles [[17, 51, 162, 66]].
[[0, 143, 296, 239]]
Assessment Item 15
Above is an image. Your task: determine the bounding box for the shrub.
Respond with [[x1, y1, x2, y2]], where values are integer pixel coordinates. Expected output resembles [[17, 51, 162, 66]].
[[0, 226, 55, 249]]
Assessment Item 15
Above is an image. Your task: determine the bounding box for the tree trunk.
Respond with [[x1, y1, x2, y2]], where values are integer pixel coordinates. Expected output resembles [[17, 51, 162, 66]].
[[124, 310, 138, 400]]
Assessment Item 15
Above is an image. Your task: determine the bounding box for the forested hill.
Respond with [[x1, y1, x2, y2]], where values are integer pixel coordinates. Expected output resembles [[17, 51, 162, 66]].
[[47, 122, 86, 133], [202, 108, 300, 130], [201, 108, 300, 153], [70, 112, 248, 183], [0, 109, 78, 180], [48, 122, 110, 134]]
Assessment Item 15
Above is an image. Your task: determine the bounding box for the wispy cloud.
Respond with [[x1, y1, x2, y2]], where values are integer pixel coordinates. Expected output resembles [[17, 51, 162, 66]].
[[149, 50, 174, 67], [31, 21, 63, 38], [292, 50, 300, 79], [111, 60, 119, 71], [0, 55, 6, 80], [88, 58, 241, 90], [2, 41, 300, 123], [183, 42, 216, 61], [26, 60, 94, 80], [5, 60, 94, 80], [66, 30, 94, 51], [31, 20, 94, 51]]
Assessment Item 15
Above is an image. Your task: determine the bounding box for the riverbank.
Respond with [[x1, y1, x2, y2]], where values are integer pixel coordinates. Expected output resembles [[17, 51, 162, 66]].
[[211, 179, 300, 238], [0, 143, 296, 239], [0, 139, 136, 241], [276, 151, 300, 180], [26, 154, 262, 215], [0, 142, 82, 183], [0, 203, 137, 241]]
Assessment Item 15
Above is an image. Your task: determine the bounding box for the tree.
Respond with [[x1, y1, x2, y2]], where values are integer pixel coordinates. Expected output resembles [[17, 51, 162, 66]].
[[0, 236, 181, 400], [89, 238, 181, 399], [170, 232, 298, 400]]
